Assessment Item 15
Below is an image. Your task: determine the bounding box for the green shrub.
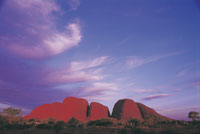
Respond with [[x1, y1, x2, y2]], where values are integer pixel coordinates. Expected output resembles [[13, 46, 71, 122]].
[[87, 119, 113, 127], [53, 120, 66, 132], [160, 129, 175, 134], [127, 118, 141, 127], [67, 117, 80, 128], [131, 128, 145, 134], [48, 117, 56, 125], [36, 123, 52, 129], [119, 129, 127, 134], [0, 115, 9, 130]]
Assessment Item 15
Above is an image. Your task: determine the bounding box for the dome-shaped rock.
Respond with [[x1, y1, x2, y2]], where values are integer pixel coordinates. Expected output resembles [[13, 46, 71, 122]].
[[88, 102, 110, 120], [112, 99, 142, 121]]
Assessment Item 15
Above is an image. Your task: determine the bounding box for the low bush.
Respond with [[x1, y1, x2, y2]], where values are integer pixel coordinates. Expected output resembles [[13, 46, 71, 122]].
[[36, 123, 52, 129], [53, 120, 66, 133], [87, 119, 113, 127], [67, 117, 80, 128]]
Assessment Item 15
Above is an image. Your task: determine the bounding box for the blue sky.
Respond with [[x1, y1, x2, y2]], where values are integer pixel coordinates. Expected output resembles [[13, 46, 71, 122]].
[[0, 0, 199, 120]]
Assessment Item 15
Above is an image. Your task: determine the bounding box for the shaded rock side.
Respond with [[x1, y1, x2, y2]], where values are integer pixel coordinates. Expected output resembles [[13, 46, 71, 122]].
[[88, 102, 110, 120], [112, 99, 142, 121], [136, 103, 170, 121]]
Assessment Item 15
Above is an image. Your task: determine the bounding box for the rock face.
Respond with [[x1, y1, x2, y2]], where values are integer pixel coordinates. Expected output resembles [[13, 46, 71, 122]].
[[136, 103, 170, 121], [62, 97, 89, 121], [25, 97, 169, 122], [112, 99, 142, 121], [88, 102, 110, 120], [24, 97, 89, 122]]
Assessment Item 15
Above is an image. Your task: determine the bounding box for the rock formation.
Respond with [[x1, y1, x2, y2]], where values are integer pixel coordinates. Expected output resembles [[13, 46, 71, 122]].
[[88, 102, 110, 120], [112, 99, 142, 121], [62, 97, 89, 121], [24, 97, 89, 122], [24, 97, 170, 122], [136, 103, 170, 121]]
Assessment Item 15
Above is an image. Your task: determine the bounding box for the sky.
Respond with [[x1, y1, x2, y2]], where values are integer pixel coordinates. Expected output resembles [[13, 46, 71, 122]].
[[0, 0, 200, 121]]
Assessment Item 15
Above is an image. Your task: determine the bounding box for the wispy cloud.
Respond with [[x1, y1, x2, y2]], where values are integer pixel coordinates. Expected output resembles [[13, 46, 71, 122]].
[[82, 96, 114, 101], [174, 89, 182, 92], [44, 56, 108, 85], [141, 94, 172, 101], [127, 52, 181, 68], [68, 0, 80, 11], [79, 82, 118, 102], [176, 70, 186, 77], [83, 82, 118, 92], [190, 81, 200, 87], [0, 0, 82, 59], [70, 56, 108, 71], [135, 89, 155, 93]]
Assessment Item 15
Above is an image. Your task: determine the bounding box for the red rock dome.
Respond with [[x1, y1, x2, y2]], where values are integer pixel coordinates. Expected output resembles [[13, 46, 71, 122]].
[[88, 102, 110, 120], [112, 99, 142, 121], [24, 97, 89, 122], [24, 102, 64, 120], [24, 97, 170, 122], [62, 97, 89, 121]]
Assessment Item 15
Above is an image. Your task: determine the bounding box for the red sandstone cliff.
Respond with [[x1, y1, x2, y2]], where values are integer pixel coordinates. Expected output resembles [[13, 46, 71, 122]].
[[24, 97, 169, 122], [112, 99, 142, 121], [88, 102, 110, 120]]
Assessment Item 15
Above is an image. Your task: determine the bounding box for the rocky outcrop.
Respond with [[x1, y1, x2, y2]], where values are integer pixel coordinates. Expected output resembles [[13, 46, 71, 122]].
[[24, 97, 89, 122], [24, 97, 170, 122], [24, 102, 64, 120], [62, 97, 89, 121], [136, 103, 170, 121], [112, 99, 142, 121], [88, 102, 110, 120]]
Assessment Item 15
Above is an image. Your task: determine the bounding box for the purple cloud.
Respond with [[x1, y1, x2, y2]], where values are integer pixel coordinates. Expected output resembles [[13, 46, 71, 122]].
[[44, 56, 108, 85], [176, 70, 186, 77], [0, 0, 82, 59], [0, 55, 112, 112], [141, 94, 172, 101], [68, 0, 80, 11], [127, 52, 182, 68], [190, 81, 200, 87], [135, 89, 155, 93]]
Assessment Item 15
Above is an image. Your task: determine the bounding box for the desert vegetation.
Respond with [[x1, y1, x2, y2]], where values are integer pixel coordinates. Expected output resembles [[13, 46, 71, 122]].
[[0, 107, 200, 134]]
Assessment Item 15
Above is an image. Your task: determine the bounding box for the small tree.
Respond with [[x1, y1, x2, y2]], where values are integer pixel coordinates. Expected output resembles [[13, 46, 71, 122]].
[[127, 118, 141, 127], [67, 117, 80, 128], [54, 121, 66, 133], [48, 117, 56, 125], [2, 107, 22, 124], [3, 108, 21, 117], [87, 119, 113, 127], [188, 111, 200, 121], [0, 115, 9, 130]]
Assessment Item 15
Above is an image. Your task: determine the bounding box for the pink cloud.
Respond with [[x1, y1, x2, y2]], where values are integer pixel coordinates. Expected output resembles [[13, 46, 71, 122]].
[[127, 52, 182, 68], [78, 82, 119, 102], [176, 70, 186, 77], [135, 89, 155, 93], [83, 82, 118, 92], [68, 0, 80, 11], [82, 96, 114, 101], [190, 81, 200, 87], [44, 56, 108, 85], [174, 89, 182, 92], [141, 94, 172, 100], [70, 56, 108, 71], [1, 0, 82, 59]]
